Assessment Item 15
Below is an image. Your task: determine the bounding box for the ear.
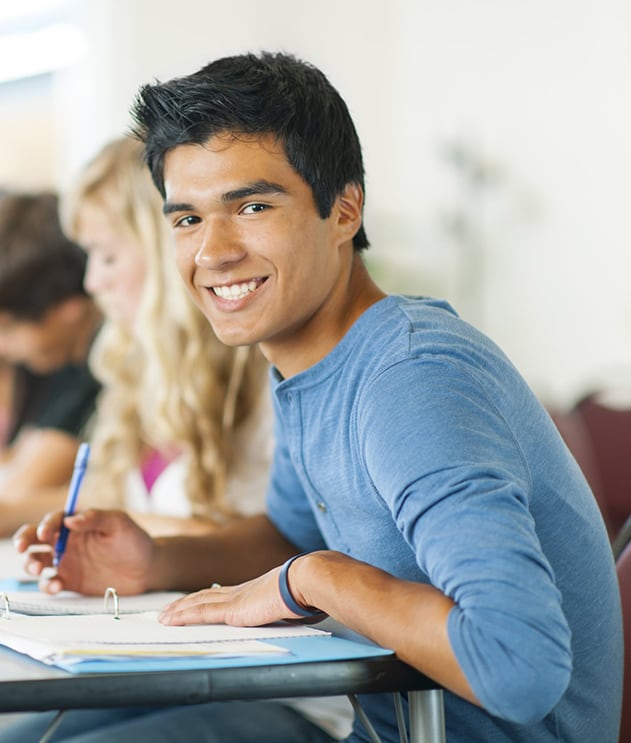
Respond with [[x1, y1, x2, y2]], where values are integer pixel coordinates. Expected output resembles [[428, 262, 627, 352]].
[[52, 296, 90, 324], [333, 183, 364, 243]]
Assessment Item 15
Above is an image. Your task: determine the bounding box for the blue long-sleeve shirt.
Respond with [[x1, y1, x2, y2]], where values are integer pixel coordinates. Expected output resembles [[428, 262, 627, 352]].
[[267, 295, 622, 742]]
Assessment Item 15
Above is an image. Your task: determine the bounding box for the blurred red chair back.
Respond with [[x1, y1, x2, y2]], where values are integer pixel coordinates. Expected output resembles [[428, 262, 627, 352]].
[[617, 539, 631, 742], [574, 391, 631, 540], [548, 406, 612, 538]]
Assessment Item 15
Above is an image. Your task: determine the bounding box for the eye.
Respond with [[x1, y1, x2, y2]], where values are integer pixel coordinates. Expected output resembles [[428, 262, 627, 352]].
[[241, 203, 269, 215], [173, 215, 201, 228], [87, 248, 116, 266]]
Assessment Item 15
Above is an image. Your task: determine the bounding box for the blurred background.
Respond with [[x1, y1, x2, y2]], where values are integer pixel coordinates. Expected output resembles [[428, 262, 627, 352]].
[[2, 0, 631, 409]]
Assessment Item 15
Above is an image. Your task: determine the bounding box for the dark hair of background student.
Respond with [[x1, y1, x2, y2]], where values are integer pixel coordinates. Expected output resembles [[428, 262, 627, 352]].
[[0, 192, 87, 320]]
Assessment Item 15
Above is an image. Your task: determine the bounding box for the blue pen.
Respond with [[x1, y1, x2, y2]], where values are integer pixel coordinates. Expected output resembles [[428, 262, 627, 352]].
[[53, 442, 90, 567]]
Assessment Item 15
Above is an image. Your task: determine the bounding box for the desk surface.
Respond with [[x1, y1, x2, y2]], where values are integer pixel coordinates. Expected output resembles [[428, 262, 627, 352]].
[[0, 535, 437, 713], [0, 540, 24, 581], [0, 539, 440, 738], [0, 539, 446, 742], [0, 644, 437, 714]]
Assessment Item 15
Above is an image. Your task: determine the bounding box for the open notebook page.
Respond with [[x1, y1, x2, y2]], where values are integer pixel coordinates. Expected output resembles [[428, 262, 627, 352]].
[[0, 611, 330, 665]]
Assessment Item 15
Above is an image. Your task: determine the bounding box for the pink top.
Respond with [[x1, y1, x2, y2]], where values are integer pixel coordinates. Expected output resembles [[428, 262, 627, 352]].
[[140, 449, 172, 493]]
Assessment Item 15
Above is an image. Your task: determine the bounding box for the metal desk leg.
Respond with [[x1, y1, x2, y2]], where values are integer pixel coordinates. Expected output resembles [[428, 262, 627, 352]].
[[408, 689, 446, 743]]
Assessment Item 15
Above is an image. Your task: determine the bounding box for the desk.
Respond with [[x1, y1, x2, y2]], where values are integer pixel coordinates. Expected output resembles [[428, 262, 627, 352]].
[[0, 539, 446, 742], [0, 643, 445, 743], [0, 540, 24, 581]]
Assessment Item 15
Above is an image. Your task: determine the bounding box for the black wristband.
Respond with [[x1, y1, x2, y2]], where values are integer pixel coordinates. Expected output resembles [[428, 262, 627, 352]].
[[278, 553, 323, 618]]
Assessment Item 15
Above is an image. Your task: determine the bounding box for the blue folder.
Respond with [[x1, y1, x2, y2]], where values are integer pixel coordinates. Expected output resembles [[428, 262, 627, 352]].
[[55, 634, 393, 674]]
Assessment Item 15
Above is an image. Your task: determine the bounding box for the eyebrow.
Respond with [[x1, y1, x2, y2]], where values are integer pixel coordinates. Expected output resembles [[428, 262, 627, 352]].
[[162, 180, 288, 216], [223, 180, 288, 202], [163, 201, 194, 216]]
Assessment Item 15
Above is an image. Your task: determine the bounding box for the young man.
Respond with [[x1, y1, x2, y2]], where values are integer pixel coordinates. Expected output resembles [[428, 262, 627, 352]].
[[13, 53, 622, 742], [0, 192, 101, 534]]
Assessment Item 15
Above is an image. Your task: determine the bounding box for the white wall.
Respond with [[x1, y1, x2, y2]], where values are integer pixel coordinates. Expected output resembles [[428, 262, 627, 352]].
[[7, 0, 631, 406]]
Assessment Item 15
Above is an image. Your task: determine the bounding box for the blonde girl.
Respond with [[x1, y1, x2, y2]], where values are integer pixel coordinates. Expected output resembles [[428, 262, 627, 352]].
[[61, 136, 271, 534]]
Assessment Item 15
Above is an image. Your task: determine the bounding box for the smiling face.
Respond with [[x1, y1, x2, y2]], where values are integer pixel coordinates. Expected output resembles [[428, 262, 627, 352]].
[[75, 200, 147, 330], [162, 133, 369, 376]]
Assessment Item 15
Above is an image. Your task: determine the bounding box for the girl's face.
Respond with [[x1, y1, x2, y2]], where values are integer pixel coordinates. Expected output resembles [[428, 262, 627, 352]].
[[76, 200, 147, 329]]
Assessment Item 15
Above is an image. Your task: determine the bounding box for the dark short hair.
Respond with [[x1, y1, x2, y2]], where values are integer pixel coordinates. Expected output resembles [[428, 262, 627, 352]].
[[0, 192, 87, 320], [131, 51, 369, 251]]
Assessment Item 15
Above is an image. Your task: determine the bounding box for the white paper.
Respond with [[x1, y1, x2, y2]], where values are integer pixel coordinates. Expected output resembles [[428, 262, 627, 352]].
[[0, 611, 329, 665]]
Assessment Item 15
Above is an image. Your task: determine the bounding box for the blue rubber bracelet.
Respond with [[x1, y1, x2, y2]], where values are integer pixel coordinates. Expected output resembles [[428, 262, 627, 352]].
[[278, 553, 323, 618]]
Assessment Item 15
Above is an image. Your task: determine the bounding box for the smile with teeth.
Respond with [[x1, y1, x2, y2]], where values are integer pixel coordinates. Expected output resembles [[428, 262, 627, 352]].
[[212, 278, 264, 300]]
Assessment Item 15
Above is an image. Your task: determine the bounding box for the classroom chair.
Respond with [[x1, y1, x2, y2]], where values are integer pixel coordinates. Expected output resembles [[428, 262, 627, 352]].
[[547, 406, 613, 539], [616, 539, 631, 743], [614, 515, 631, 562], [574, 391, 631, 542]]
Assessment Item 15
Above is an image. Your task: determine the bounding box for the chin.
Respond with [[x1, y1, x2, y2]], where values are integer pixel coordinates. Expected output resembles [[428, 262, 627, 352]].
[[28, 360, 56, 374], [214, 333, 251, 348], [210, 324, 257, 349]]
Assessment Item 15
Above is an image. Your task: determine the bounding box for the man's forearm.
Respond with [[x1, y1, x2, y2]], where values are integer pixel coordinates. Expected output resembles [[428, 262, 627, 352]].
[[292, 550, 477, 704], [148, 513, 299, 592]]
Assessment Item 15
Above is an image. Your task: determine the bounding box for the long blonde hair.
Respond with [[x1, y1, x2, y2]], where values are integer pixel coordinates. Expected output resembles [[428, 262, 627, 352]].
[[61, 136, 268, 518]]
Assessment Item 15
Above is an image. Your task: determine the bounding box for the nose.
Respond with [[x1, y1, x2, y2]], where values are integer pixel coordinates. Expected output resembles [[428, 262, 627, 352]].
[[83, 255, 103, 296], [194, 218, 246, 269]]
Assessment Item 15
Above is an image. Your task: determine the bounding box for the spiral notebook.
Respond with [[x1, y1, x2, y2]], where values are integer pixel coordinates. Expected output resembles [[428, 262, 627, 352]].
[[0, 581, 186, 616], [0, 581, 393, 675]]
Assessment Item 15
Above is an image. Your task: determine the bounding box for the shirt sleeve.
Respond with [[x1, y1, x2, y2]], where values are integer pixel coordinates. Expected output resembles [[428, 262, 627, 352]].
[[357, 356, 572, 724], [15, 364, 100, 439], [266, 393, 327, 553]]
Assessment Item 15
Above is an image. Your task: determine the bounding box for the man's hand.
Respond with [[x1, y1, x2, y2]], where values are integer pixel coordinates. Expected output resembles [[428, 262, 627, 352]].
[[13, 508, 154, 596], [158, 563, 305, 627]]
